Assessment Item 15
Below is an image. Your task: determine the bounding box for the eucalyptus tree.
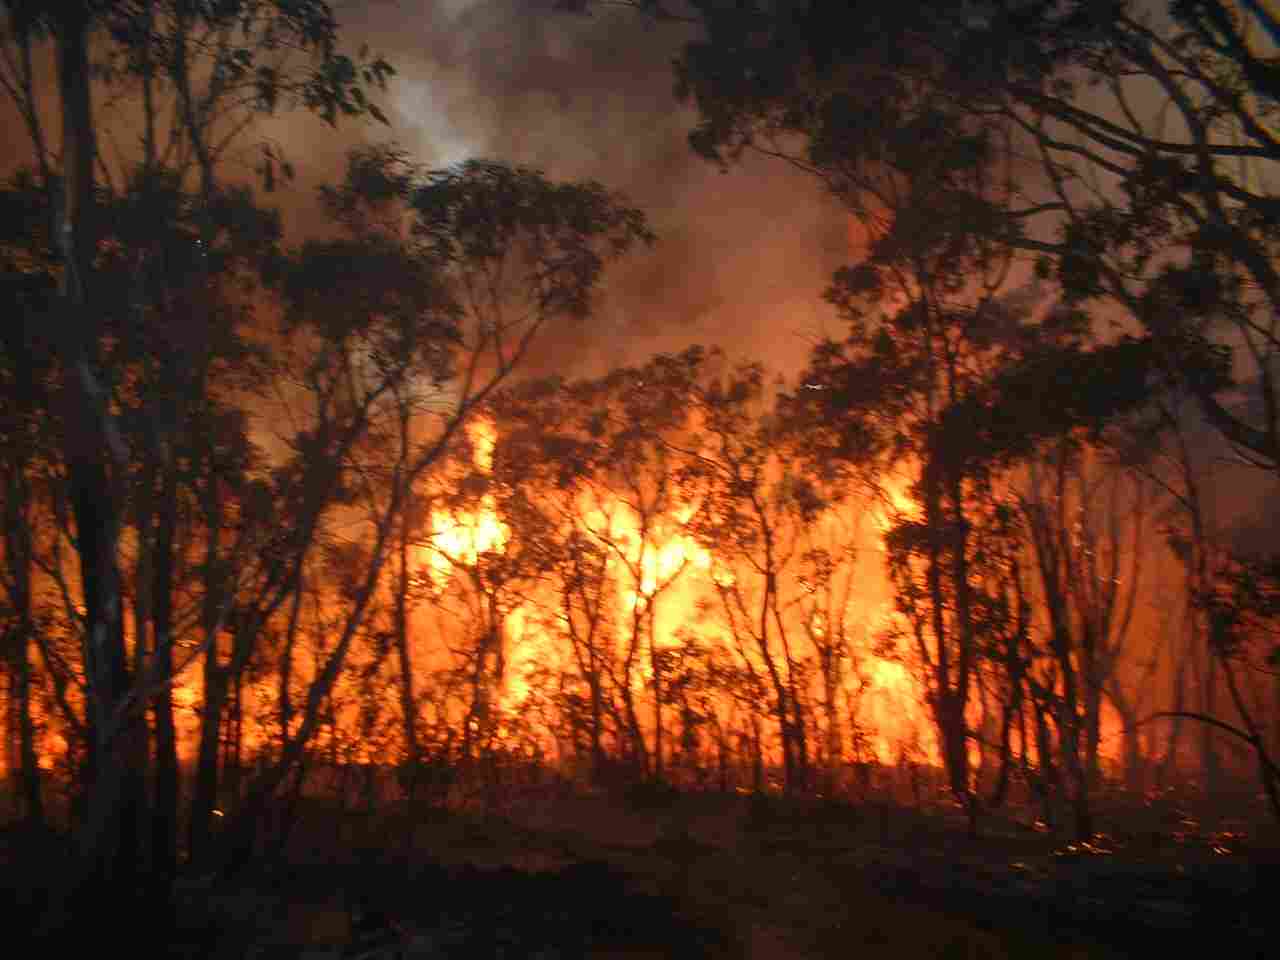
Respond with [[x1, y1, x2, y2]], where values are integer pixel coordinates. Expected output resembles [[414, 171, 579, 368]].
[[564, 350, 708, 781], [487, 377, 625, 783], [0, 0, 393, 896], [421, 423, 559, 768], [0, 171, 59, 830], [662, 0, 1280, 474], [213, 148, 651, 866], [684, 361, 831, 794], [1015, 437, 1149, 835]]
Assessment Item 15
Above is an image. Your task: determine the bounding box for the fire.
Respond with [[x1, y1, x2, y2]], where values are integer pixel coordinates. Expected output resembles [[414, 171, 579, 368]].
[[415, 416, 945, 772], [427, 501, 507, 572], [856, 601, 934, 764], [6, 402, 1141, 796], [426, 418, 507, 578], [872, 471, 919, 540]]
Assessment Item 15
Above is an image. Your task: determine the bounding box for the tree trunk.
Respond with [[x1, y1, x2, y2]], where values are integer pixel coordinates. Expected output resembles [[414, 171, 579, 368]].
[[189, 652, 226, 864], [1158, 620, 1192, 787], [394, 508, 420, 772], [147, 454, 179, 885], [944, 474, 976, 806], [4, 462, 43, 827], [650, 608, 664, 782], [190, 458, 236, 864], [620, 619, 649, 778], [589, 643, 604, 782], [822, 649, 841, 795], [54, 0, 140, 897], [1109, 685, 1144, 796], [748, 717, 763, 793], [1083, 672, 1103, 794], [1201, 653, 1221, 796], [16, 624, 42, 827]]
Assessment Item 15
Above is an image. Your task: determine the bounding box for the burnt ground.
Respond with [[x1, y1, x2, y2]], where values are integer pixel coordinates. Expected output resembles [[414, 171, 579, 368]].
[[4, 785, 1279, 958]]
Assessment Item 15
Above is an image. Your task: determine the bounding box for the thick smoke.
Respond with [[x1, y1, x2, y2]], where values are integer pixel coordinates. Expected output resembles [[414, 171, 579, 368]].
[[0, 1, 849, 378], [331, 0, 850, 379]]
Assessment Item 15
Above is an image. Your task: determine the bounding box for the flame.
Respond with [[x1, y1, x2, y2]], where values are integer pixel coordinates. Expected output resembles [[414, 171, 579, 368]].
[[872, 472, 919, 541], [427, 418, 507, 577], [8, 405, 1148, 791], [413, 427, 945, 769]]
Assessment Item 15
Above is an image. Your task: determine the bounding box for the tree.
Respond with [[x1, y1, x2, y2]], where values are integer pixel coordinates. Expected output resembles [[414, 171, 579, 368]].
[[522, 351, 706, 781], [488, 377, 623, 783], [688, 361, 829, 794], [1, 0, 394, 903], [775, 490, 865, 798], [423, 420, 553, 771], [646, 0, 1278, 822], [1017, 435, 1148, 836], [1200, 551, 1280, 822], [669, 0, 1280, 472], [0, 169, 61, 830], [212, 149, 650, 866], [783, 177, 1036, 821]]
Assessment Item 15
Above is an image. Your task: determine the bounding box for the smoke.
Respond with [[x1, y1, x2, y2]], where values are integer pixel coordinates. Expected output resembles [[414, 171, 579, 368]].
[[327, 0, 849, 379], [0, 1, 849, 379]]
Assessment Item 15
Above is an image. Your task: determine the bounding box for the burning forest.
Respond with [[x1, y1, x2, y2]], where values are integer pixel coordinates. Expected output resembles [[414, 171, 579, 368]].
[[3, 1, 1280, 957]]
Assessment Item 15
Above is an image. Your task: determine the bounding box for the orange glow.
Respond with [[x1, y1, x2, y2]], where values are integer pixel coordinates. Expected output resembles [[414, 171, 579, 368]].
[[409, 424, 947, 770], [427, 418, 507, 578], [10, 412, 1134, 788]]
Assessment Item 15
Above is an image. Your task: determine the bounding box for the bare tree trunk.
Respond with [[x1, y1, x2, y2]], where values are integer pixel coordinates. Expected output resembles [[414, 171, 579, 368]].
[[1216, 652, 1280, 825], [4, 457, 43, 827], [151, 460, 179, 884], [1083, 669, 1103, 794], [1201, 650, 1221, 796], [650, 611, 665, 783], [1029, 690, 1060, 832], [945, 474, 976, 811], [821, 648, 841, 795], [16, 625, 42, 827], [190, 650, 226, 864], [394, 507, 420, 771], [188, 476, 227, 865], [620, 620, 649, 778], [748, 717, 763, 793], [227, 672, 245, 804], [589, 645, 604, 782], [1158, 629, 1190, 788], [72, 455, 136, 889], [989, 674, 1022, 810], [1109, 685, 1144, 796], [51, 1, 140, 897]]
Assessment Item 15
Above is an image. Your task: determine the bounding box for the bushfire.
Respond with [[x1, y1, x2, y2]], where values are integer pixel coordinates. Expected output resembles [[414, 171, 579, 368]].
[[18, 415, 1135, 789]]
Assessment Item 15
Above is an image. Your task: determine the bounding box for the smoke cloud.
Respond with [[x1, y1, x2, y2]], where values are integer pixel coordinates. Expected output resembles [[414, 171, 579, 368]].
[[328, 0, 850, 378]]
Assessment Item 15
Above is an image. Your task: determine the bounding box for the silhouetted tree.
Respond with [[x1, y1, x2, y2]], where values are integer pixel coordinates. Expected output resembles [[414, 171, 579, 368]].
[[489, 378, 623, 782], [215, 149, 650, 863], [688, 361, 829, 794], [1, 0, 393, 904]]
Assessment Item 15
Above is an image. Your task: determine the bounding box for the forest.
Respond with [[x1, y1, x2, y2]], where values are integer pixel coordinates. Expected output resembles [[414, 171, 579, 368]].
[[2, 1, 1280, 957]]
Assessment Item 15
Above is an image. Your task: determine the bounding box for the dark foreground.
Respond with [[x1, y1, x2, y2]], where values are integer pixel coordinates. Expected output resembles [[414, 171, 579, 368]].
[[4, 786, 1278, 958]]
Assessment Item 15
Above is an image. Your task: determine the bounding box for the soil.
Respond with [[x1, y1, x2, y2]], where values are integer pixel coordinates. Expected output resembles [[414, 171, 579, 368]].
[[5, 786, 1278, 958]]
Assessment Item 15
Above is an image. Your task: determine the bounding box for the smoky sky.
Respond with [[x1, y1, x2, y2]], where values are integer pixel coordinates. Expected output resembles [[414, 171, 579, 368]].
[[324, 0, 851, 379], [0, 2, 849, 381]]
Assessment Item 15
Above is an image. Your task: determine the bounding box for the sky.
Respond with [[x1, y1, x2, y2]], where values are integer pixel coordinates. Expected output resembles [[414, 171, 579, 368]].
[[2, 0, 1275, 531], [0, 1, 851, 383], [310, 0, 852, 380]]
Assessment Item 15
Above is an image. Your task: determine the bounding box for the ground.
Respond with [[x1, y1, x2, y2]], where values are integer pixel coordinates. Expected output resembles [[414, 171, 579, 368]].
[[4, 782, 1278, 958]]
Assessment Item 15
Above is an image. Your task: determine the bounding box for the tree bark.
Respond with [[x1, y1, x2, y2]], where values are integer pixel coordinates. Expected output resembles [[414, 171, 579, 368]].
[[53, 2, 142, 893], [189, 471, 227, 864], [151, 459, 179, 883]]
